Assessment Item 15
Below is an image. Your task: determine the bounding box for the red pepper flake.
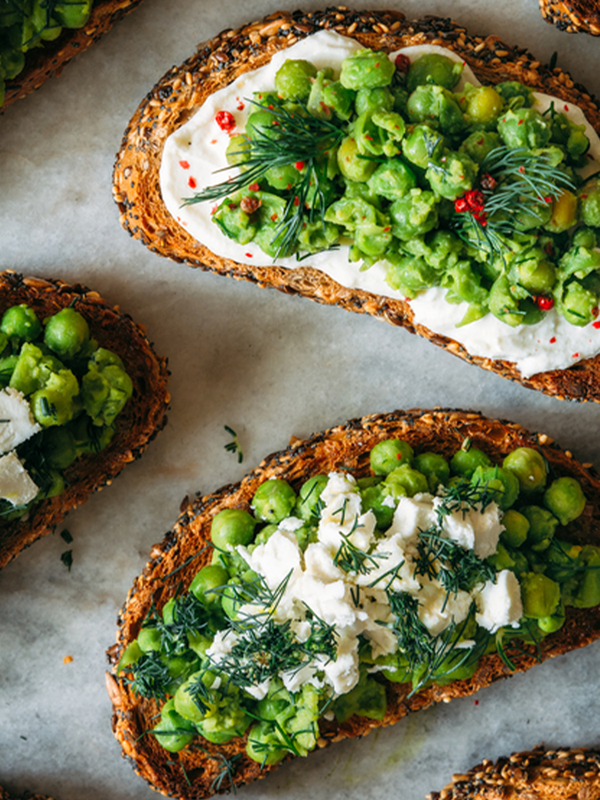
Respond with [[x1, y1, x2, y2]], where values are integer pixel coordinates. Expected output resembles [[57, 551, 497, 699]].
[[474, 700, 479, 706], [518, 165, 526, 173], [549, 336, 557, 343], [211, 204, 218, 215], [396, 453, 403, 460], [295, 161, 305, 170], [593, 306, 599, 317], [573, 352, 580, 359], [382, 226, 391, 232], [237, 101, 245, 111], [535, 295, 554, 311], [518, 119, 524, 125], [564, 104, 570, 111], [293, 196, 300, 207], [188, 176, 197, 189], [394, 53, 410, 72], [365, 134, 373, 141], [593, 321, 600, 329], [248, 183, 260, 192], [211, 139, 218, 145], [179, 160, 190, 169], [245, 252, 253, 258], [544, 196, 553, 204], [215, 110, 235, 132], [270, 213, 278, 222], [375, 62, 380, 68]]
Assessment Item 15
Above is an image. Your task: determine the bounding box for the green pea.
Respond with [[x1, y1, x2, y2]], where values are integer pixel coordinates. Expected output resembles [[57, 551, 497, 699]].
[[471, 466, 520, 510], [545, 539, 581, 583], [520, 505, 559, 551], [189, 564, 229, 609], [461, 85, 504, 126], [367, 158, 416, 201], [246, 721, 287, 765], [137, 626, 162, 653], [450, 444, 492, 478], [355, 86, 393, 115], [370, 439, 414, 475], [537, 600, 565, 634], [562, 545, 600, 608], [486, 542, 516, 572], [512, 254, 556, 294], [340, 49, 395, 90], [497, 108, 552, 149], [337, 136, 377, 182], [42, 426, 78, 470], [543, 477, 586, 526], [384, 464, 429, 499], [210, 508, 257, 552], [390, 188, 438, 240], [412, 452, 450, 492], [31, 369, 81, 428], [360, 483, 394, 529], [406, 85, 466, 137], [44, 307, 90, 359], [117, 640, 142, 673], [153, 699, 195, 753], [401, 123, 444, 169], [507, 547, 530, 577], [1, 304, 42, 341], [502, 447, 547, 494], [322, 80, 355, 120], [426, 150, 477, 201], [406, 53, 463, 92], [458, 130, 501, 164], [296, 474, 328, 522], [162, 597, 176, 625], [545, 190, 578, 233], [251, 479, 297, 523], [274, 59, 317, 100], [501, 508, 530, 548], [520, 572, 561, 619], [579, 178, 600, 228]]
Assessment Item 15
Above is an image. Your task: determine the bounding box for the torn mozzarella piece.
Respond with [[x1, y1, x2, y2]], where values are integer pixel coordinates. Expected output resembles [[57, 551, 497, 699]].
[[0, 451, 39, 505], [0, 387, 41, 455]]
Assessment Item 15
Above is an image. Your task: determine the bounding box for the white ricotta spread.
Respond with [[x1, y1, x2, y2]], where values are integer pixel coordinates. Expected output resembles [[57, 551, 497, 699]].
[[0, 387, 41, 455], [160, 30, 600, 378], [0, 451, 39, 506], [221, 472, 513, 700]]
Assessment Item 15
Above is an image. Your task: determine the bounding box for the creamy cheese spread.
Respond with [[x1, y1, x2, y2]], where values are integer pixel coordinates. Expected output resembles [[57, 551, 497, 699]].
[[160, 30, 600, 378], [205, 471, 520, 700]]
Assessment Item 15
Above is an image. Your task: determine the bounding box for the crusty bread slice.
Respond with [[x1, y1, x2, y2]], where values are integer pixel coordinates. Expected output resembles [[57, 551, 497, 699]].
[[2, 0, 145, 112], [0, 270, 169, 570], [108, 408, 600, 800], [0, 785, 53, 800], [539, 0, 600, 35], [113, 8, 600, 404], [428, 744, 600, 799]]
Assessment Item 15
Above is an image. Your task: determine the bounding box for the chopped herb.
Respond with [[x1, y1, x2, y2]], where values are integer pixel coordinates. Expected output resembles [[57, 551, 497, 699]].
[[60, 550, 73, 571], [224, 425, 243, 463], [60, 529, 73, 544]]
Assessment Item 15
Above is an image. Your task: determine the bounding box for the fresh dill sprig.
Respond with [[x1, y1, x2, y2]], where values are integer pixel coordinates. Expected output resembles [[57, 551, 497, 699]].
[[224, 425, 243, 463], [193, 744, 243, 794], [125, 651, 174, 699], [415, 528, 496, 596], [182, 97, 344, 257], [333, 528, 383, 575], [142, 593, 210, 657], [454, 145, 576, 259]]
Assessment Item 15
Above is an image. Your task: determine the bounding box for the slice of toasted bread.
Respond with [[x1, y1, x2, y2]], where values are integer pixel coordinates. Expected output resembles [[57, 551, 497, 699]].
[[108, 408, 600, 800], [2, 0, 145, 112], [113, 8, 600, 405], [0, 270, 169, 570], [428, 744, 600, 799], [0, 785, 53, 800], [539, 0, 600, 35]]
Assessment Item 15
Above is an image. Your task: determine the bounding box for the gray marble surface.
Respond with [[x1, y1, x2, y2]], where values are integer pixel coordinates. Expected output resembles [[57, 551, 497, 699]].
[[1, 1, 600, 798]]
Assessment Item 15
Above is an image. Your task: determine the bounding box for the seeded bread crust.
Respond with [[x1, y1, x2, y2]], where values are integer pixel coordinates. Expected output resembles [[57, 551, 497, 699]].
[[113, 7, 600, 404], [0, 786, 53, 800], [2, 0, 145, 112], [108, 408, 600, 800], [0, 270, 170, 570], [539, 0, 600, 35], [428, 744, 600, 799]]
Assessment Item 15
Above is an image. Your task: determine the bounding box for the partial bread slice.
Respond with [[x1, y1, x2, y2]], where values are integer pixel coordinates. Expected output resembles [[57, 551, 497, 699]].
[[539, 0, 600, 35], [0, 270, 169, 570], [108, 408, 600, 800], [428, 744, 600, 799], [113, 8, 600, 404], [3, 0, 145, 111], [0, 785, 53, 800]]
